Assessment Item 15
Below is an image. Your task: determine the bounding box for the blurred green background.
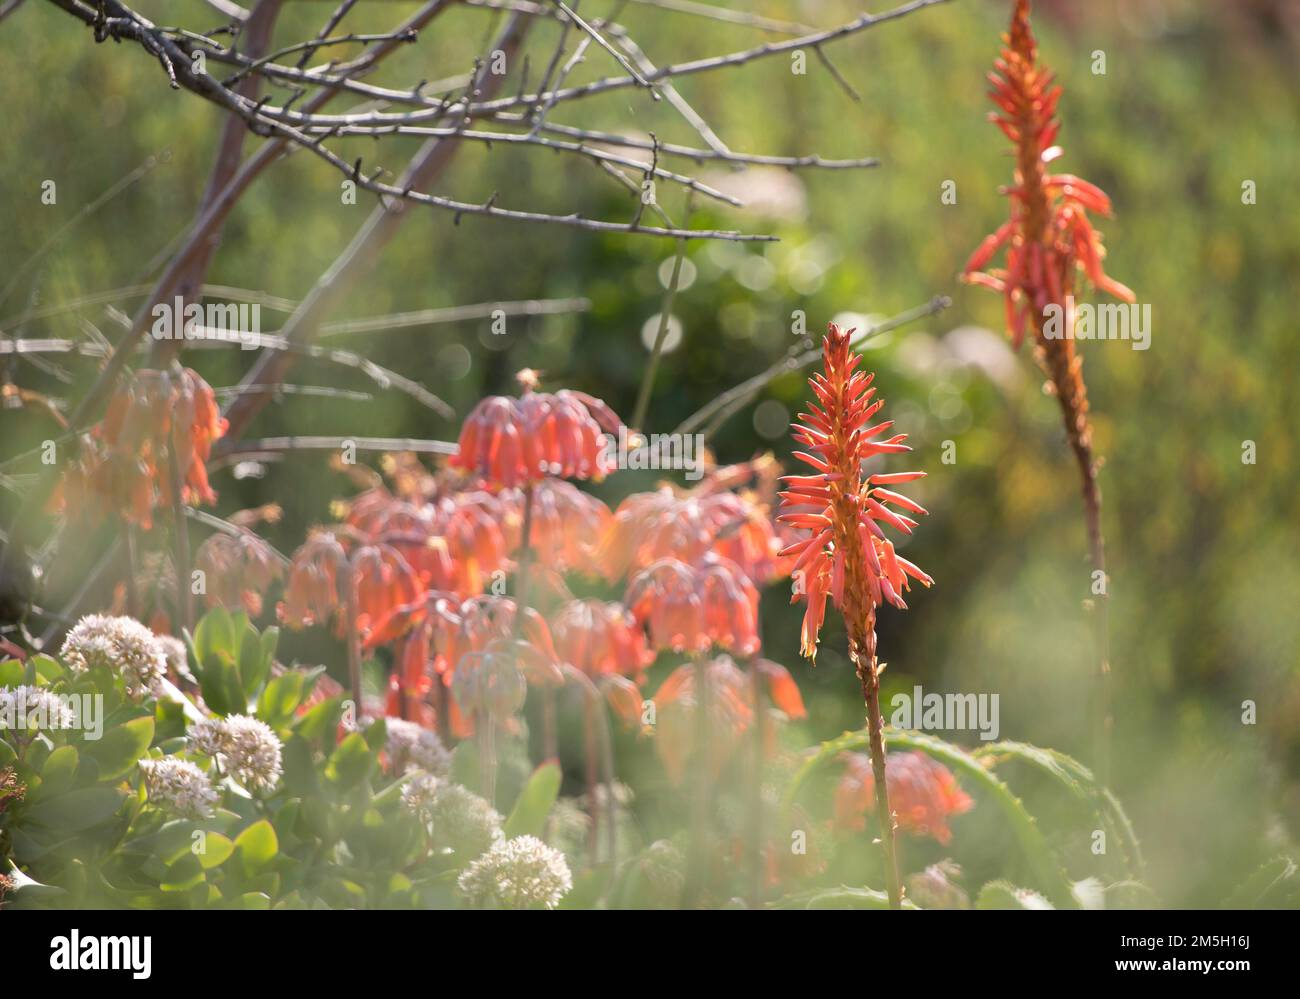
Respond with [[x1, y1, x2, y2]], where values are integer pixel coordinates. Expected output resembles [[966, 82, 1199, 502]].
[[1, 0, 1297, 905]]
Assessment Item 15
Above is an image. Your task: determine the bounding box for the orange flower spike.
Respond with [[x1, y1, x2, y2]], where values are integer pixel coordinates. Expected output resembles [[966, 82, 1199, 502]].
[[777, 324, 931, 663], [963, 0, 1133, 349]]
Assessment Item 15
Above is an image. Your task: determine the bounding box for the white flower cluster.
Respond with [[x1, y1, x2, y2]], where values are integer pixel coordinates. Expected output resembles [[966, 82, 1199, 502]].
[[457, 835, 573, 910], [60, 614, 166, 700], [423, 782, 502, 858], [399, 770, 441, 821], [0, 685, 75, 732], [188, 714, 283, 792], [139, 756, 220, 819], [383, 717, 452, 777]]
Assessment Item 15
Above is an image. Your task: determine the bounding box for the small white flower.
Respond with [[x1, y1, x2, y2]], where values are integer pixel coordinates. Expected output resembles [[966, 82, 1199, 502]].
[[139, 756, 219, 819], [154, 635, 195, 683], [60, 614, 166, 700], [400, 770, 440, 820], [0, 685, 76, 733], [188, 714, 283, 792], [457, 835, 573, 910], [383, 717, 451, 777], [188, 716, 227, 757]]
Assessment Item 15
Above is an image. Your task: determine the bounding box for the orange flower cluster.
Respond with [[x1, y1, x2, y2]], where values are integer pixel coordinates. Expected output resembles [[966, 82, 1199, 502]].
[[550, 598, 653, 683], [778, 324, 932, 661], [502, 479, 610, 571], [652, 655, 806, 782], [277, 531, 420, 638], [601, 483, 780, 584], [450, 373, 624, 488], [626, 555, 760, 656], [194, 529, 282, 617], [57, 367, 226, 529], [962, 0, 1133, 348], [834, 751, 972, 845]]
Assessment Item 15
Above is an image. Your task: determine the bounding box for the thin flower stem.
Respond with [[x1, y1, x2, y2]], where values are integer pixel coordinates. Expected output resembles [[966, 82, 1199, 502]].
[[168, 443, 193, 634], [857, 651, 902, 909], [344, 563, 363, 713], [630, 237, 687, 431], [684, 653, 711, 906], [124, 524, 141, 620], [1040, 341, 1112, 785], [748, 662, 764, 905]]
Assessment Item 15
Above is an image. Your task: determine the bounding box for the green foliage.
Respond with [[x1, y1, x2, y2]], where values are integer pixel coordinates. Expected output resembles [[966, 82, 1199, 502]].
[[1, 610, 564, 910]]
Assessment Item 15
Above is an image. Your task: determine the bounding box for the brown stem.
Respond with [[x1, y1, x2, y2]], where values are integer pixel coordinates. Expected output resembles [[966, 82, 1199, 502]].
[[1037, 337, 1112, 785], [857, 648, 902, 910]]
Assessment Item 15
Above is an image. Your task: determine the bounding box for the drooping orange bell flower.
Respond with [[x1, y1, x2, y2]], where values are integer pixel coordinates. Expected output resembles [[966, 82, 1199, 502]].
[[834, 751, 973, 845], [56, 366, 227, 529], [194, 528, 283, 618]]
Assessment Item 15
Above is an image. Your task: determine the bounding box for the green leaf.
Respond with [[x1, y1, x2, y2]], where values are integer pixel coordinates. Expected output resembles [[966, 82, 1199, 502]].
[[0, 659, 26, 687], [258, 671, 305, 726], [503, 762, 562, 839], [192, 608, 236, 666], [82, 715, 155, 781], [234, 819, 279, 876], [197, 833, 235, 871], [199, 652, 245, 717], [29, 655, 65, 682], [326, 732, 376, 790], [22, 786, 126, 833], [237, 626, 270, 700], [35, 745, 79, 798]]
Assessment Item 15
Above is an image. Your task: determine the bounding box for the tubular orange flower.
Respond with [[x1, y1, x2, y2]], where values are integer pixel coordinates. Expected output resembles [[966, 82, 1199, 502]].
[[600, 485, 781, 584], [194, 528, 283, 618], [834, 751, 973, 846], [449, 372, 625, 489]]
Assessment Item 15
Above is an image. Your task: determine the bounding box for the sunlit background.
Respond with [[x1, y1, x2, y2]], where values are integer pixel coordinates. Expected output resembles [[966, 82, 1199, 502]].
[[2, 0, 1297, 905]]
